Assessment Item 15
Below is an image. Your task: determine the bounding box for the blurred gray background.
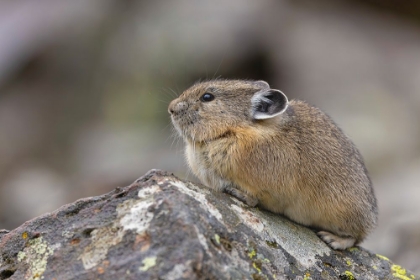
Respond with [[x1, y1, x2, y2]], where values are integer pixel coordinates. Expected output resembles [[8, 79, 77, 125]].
[[0, 0, 419, 273]]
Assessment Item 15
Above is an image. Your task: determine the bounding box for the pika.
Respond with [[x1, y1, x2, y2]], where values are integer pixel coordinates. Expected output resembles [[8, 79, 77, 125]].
[[168, 79, 378, 250]]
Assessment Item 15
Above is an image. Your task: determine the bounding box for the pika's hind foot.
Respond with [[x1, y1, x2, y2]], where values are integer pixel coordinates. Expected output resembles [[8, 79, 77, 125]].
[[317, 231, 356, 250]]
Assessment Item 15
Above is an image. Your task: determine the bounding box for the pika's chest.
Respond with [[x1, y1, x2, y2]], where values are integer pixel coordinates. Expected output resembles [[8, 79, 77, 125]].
[[185, 142, 235, 188], [187, 140, 234, 166], [186, 144, 221, 171]]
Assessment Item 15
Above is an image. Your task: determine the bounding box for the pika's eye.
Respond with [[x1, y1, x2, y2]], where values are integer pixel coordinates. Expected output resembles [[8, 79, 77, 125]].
[[200, 93, 215, 102]]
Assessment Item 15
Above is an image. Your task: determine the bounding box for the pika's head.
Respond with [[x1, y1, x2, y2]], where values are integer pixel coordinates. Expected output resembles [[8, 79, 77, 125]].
[[168, 79, 288, 143]]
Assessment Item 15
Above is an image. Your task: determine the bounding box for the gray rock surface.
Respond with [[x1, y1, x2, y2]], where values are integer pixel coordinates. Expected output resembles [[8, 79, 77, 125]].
[[0, 169, 418, 280]]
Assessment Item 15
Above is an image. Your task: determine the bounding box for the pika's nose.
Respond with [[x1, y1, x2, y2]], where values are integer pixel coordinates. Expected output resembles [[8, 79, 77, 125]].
[[168, 100, 188, 115]]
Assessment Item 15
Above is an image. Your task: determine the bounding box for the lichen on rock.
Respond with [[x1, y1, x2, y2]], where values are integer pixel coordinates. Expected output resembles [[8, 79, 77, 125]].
[[16, 236, 55, 280]]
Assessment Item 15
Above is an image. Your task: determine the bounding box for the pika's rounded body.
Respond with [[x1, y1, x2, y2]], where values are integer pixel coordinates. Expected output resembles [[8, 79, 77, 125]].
[[168, 79, 378, 250]]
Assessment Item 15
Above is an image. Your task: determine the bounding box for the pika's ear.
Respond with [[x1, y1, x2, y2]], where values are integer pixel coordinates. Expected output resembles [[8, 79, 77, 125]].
[[253, 80, 270, 89], [251, 89, 288, 120]]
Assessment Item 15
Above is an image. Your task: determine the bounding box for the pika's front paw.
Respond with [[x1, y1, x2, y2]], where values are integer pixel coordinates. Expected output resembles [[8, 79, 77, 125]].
[[224, 186, 258, 207], [317, 231, 356, 250]]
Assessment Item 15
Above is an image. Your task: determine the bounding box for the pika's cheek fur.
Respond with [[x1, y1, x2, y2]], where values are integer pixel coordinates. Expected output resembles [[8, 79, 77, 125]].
[[171, 105, 236, 143]]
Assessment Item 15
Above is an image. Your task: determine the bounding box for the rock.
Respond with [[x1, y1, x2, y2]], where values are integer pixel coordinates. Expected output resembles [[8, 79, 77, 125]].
[[0, 169, 418, 280]]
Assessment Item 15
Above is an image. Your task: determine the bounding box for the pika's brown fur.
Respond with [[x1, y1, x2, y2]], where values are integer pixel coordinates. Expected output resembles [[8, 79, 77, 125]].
[[168, 79, 378, 250]]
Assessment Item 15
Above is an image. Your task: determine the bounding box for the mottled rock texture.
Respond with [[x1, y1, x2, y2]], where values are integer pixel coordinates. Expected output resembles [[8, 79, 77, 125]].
[[0, 169, 418, 280]]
